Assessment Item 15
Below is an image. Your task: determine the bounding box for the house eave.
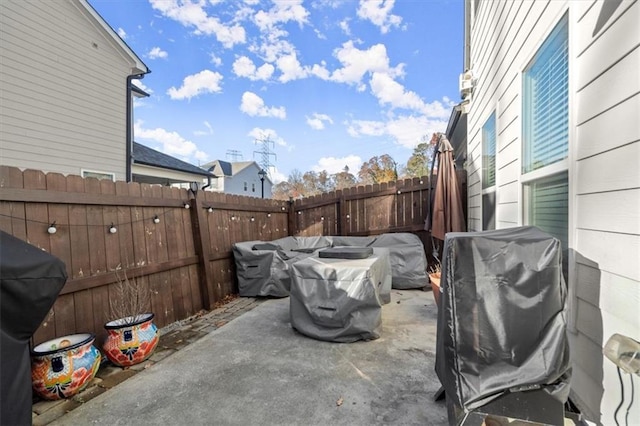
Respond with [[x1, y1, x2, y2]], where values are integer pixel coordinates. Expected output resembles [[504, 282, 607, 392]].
[[76, 0, 149, 76]]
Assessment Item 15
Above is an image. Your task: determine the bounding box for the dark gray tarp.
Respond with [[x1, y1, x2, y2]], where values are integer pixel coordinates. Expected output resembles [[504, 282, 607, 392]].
[[435, 226, 571, 412], [0, 231, 67, 426], [289, 248, 392, 343]]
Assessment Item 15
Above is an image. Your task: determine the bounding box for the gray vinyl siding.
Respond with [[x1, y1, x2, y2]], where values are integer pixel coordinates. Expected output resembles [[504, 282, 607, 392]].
[[465, 0, 639, 423], [0, 0, 136, 180]]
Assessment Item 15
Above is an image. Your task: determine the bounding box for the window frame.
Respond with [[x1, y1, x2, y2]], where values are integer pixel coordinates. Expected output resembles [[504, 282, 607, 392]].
[[482, 111, 497, 230], [81, 169, 115, 181], [519, 11, 571, 293]]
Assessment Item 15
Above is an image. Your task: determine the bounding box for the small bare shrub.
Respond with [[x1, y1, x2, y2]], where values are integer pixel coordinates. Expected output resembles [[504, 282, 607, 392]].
[[109, 265, 151, 324]]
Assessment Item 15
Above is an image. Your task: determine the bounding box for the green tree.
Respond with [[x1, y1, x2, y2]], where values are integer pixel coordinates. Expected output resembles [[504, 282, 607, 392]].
[[358, 154, 398, 184], [404, 136, 435, 178], [332, 165, 357, 190]]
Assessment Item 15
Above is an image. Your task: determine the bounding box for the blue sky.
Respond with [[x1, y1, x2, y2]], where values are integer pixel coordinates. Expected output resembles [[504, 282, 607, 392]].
[[90, 0, 463, 183]]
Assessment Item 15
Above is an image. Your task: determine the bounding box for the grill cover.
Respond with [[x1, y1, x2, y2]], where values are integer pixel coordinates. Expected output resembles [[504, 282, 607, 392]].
[[0, 231, 67, 425], [290, 248, 392, 342], [435, 226, 571, 411]]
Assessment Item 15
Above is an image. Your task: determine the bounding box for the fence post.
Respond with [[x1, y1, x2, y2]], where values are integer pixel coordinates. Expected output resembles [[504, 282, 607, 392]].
[[190, 195, 212, 310], [337, 190, 346, 236], [287, 197, 296, 236]]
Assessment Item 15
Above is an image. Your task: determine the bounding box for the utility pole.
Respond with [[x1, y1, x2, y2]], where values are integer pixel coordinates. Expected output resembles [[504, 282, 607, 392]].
[[226, 150, 243, 162], [253, 134, 277, 179]]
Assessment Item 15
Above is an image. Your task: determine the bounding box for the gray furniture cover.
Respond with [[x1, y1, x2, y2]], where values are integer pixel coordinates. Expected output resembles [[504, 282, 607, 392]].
[[289, 248, 392, 343], [435, 226, 571, 413], [233, 236, 331, 297], [0, 231, 67, 425], [369, 233, 428, 289], [232, 233, 427, 297]]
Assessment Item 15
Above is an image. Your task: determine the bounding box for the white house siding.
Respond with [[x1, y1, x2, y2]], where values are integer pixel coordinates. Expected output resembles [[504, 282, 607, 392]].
[[0, 0, 140, 180], [465, 0, 639, 423]]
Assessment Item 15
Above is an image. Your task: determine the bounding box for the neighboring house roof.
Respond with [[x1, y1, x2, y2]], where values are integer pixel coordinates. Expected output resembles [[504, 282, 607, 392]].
[[231, 161, 256, 174], [132, 142, 211, 177], [202, 160, 233, 177], [77, 0, 149, 75], [131, 83, 150, 98]]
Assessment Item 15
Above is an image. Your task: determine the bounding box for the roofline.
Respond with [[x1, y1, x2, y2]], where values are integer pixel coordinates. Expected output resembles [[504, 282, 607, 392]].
[[133, 159, 213, 178], [131, 84, 150, 98], [77, 0, 149, 75]]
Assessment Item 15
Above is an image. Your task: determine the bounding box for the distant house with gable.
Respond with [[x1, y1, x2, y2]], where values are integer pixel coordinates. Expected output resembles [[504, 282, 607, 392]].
[[202, 160, 272, 198]]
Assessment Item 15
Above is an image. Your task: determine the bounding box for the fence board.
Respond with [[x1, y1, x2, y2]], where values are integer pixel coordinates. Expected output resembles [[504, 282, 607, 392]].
[[73, 289, 94, 339], [92, 283, 111, 345], [115, 181, 136, 269]]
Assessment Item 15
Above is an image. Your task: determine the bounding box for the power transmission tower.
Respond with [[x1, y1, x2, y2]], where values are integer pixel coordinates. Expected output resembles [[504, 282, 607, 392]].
[[253, 134, 276, 178], [226, 150, 243, 162]]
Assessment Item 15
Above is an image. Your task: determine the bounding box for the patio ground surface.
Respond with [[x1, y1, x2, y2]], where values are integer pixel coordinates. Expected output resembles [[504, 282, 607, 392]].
[[46, 289, 447, 425]]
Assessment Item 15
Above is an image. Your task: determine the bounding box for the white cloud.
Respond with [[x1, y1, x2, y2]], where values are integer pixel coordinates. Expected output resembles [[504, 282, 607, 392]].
[[347, 114, 448, 149], [244, 0, 260, 5], [252, 27, 295, 63], [149, 0, 246, 48], [134, 120, 208, 162], [346, 119, 386, 138], [317, 41, 404, 89], [132, 80, 153, 94], [210, 53, 222, 67], [268, 166, 287, 184], [240, 92, 286, 119], [194, 121, 214, 136], [167, 70, 223, 100], [339, 19, 351, 36], [248, 127, 290, 151], [306, 113, 333, 130], [253, 0, 309, 31], [148, 46, 168, 59], [312, 155, 362, 174], [357, 0, 402, 34], [117, 27, 127, 39], [276, 52, 308, 82], [232, 56, 274, 81], [369, 72, 426, 112]]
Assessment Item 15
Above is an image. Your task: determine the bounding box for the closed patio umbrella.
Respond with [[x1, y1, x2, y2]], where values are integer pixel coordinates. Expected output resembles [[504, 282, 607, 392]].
[[427, 133, 465, 242]]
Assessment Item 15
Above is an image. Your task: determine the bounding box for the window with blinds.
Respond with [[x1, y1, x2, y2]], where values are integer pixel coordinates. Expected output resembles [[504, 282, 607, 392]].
[[482, 112, 496, 189], [526, 172, 568, 249], [522, 14, 568, 174]]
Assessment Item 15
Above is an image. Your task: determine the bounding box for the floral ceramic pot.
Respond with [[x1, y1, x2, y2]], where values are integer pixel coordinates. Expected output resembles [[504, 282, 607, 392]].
[[31, 333, 101, 400], [103, 313, 159, 367]]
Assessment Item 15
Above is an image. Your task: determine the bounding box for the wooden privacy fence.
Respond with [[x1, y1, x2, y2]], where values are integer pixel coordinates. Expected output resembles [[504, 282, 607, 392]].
[[0, 166, 466, 346], [0, 166, 289, 345]]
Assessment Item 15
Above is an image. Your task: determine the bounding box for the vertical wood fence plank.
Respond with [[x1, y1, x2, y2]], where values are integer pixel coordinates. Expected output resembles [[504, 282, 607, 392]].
[[84, 178, 107, 275], [46, 173, 76, 339], [0, 166, 26, 239], [115, 181, 135, 269], [24, 170, 57, 345], [66, 176, 90, 279], [190, 195, 212, 310], [101, 179, 121, 271]]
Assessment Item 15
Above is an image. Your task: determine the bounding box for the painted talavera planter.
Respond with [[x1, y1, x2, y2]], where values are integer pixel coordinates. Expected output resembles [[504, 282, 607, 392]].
[[31, 333, 101, 400], [103, 313, 159, 367]]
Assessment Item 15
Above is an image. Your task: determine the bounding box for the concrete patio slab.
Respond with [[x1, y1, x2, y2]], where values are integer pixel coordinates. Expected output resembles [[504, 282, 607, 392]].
[[51, 289, 447, 425]]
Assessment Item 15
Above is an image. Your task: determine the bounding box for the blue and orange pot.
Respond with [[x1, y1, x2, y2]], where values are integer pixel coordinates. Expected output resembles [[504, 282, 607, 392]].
[[103, 313, 159, 367], [31, 333, 101, 400]]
